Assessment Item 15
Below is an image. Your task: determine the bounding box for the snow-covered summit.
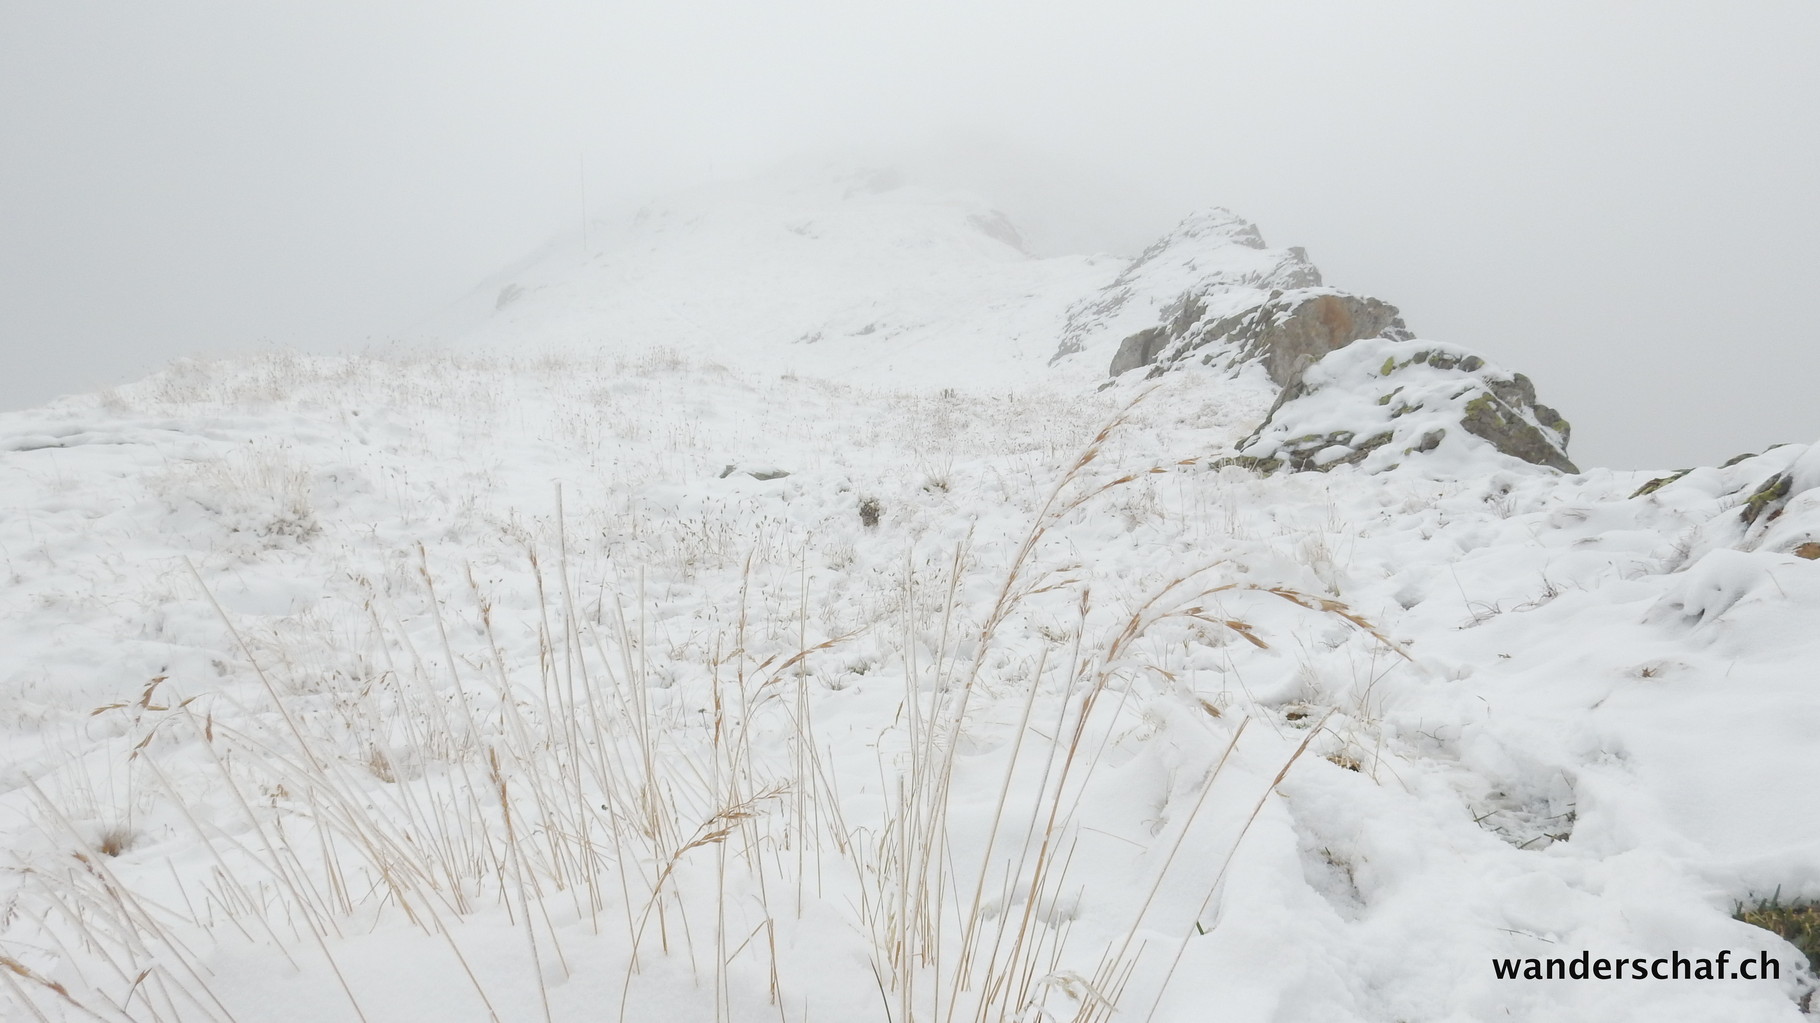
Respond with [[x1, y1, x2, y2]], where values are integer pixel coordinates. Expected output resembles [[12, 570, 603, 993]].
[[1050, 206, 1326, 365]]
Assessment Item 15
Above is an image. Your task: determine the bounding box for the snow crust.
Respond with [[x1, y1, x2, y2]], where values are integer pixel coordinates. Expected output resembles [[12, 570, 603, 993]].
[[2, 171, 1818, 1022]]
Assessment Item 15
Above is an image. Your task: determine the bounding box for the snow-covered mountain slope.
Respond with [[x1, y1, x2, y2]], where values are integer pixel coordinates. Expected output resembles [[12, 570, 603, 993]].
[[444, 163, 1124, 391], [3, 170, 1819, 1022]]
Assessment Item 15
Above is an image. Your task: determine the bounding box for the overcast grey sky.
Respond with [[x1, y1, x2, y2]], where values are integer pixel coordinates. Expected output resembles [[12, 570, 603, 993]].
[[3, 1, 1816, 469]]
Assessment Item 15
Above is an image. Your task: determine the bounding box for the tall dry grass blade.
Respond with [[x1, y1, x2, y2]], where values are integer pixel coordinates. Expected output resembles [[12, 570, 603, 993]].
[[1140, 711, 1333, 1023]]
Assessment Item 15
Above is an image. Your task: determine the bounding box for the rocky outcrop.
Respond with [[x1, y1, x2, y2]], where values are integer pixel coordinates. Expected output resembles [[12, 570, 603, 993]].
[[1064, 207, 1579, 476], [1108, 288, 1411, 385], [1052, 208, 1327, 365], [1051, 208, 1411, 387], [1216, 338, 1577, 475], [1456, 369, 1576, 472]]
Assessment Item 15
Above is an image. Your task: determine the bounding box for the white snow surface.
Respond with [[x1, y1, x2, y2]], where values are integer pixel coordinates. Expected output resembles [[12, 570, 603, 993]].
[[3, 172, 1819, 1022]]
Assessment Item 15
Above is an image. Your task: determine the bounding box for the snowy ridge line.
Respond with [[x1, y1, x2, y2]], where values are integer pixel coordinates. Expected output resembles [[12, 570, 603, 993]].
[[439, 162, 1579, 483]]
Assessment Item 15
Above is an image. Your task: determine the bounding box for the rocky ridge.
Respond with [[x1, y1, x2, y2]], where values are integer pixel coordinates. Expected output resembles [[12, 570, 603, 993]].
[[455, 165, 1580, 477], [1052, 206, 1576, 475]]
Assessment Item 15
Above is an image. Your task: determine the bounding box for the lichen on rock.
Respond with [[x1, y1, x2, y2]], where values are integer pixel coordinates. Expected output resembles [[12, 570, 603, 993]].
[[1631, 468, 1696, 499], [1740, 471, 1795, 525]]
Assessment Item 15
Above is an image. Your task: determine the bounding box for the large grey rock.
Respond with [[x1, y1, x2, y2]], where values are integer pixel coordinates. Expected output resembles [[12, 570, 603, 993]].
[[1059, 205, 1574, 476], [1052, 208, 1410, 385], [1110, 288, 1411, 385]]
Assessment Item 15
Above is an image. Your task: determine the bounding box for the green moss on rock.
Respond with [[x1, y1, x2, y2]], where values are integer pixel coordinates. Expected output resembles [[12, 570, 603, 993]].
[[1209, 454, 1284, 475], [1741, 472, 1795, 525], [1630, 469, 1694, 499]]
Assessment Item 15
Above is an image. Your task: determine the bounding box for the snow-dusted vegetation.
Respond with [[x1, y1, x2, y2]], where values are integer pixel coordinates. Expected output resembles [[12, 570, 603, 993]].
[[3, 170, 1817, 1021]]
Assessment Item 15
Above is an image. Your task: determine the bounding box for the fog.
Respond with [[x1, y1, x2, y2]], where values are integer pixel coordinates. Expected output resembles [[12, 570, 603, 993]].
[[4, 1, 1816, 468]]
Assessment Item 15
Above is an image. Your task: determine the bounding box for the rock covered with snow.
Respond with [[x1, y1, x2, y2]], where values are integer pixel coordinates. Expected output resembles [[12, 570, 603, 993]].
[[1631, 438, 1820, 562], [1048, 205, 1591, 479], [1734, 441, 1820, 528], [1219, 337, 1578, 474], [1627, 438, 1820, 650], [1051, 208, 1411, 384]]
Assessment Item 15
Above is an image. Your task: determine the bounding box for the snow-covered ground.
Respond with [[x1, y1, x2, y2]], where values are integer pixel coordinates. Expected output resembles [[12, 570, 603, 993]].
[[3, 169, 1818, 1022]]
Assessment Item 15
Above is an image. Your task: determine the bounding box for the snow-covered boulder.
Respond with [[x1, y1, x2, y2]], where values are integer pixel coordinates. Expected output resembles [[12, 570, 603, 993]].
[[1218, 337, 1578, 474]]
